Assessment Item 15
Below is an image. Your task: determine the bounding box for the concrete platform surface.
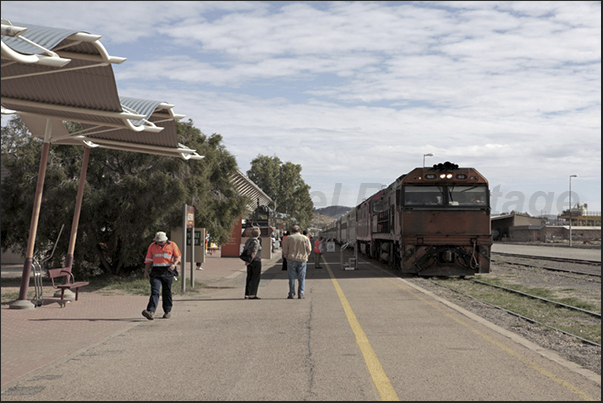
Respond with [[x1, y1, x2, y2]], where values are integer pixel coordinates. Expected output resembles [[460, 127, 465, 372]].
[[1, 247, 600, 401]]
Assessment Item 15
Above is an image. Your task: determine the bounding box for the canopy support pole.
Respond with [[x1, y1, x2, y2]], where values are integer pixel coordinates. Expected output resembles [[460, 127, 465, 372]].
[[54, 146, 92, 299], [64, 146, 90, 269], [10, 119, 53, 309]]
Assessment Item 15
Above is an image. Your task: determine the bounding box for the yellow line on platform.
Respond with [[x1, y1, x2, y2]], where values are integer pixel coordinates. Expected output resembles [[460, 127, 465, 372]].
[[372, 264, 597, 402], [325, 263, 399, 401]]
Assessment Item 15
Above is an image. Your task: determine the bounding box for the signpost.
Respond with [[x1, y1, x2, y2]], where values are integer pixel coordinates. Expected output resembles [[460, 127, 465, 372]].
[[187, 205, 195, 289], [182, 204, 195, 292]]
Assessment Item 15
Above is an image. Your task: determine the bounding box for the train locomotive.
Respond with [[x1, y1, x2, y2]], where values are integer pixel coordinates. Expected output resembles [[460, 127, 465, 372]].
[[322, 162, 492, 276]]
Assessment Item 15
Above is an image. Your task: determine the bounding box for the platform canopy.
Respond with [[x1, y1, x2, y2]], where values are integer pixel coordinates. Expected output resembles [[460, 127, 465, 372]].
[[231, 170, 273, 213], [1, 18, 203, 160], [2, 18, 205, 309]]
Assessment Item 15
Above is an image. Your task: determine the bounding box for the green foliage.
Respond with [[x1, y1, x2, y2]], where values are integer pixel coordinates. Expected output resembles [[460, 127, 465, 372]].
[[247, 155, 314, 228], [247, 155, 282, 200], [1, 117, 247, 277], [1, 117, 31, 154]]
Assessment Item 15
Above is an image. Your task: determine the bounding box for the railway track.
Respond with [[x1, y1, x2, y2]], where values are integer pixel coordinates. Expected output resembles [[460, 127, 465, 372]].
[[417, 275, 600, 347], [469, 278, 601, 318], [492, 251, 601, 266], [392, 250, 602, 375], [447, 278, 601, 347], [424, 277, 600, 347], [491, 252, 601, 278]]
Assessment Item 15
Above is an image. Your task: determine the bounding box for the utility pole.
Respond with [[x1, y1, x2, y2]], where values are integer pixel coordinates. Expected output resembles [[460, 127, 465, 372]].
[[568, 175, 577, 247]]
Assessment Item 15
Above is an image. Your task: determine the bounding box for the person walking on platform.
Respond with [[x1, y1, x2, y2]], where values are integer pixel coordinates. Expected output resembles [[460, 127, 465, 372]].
[[142, 231, 181, 320], [313, 236, 325, 269], [244, 226, 262, 299], [282, 225, 312, 299]]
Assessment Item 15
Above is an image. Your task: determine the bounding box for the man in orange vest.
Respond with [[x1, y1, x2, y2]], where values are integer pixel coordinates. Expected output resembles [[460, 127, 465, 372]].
[[313, 236, 325, 269], [142, 231, 181, 320]]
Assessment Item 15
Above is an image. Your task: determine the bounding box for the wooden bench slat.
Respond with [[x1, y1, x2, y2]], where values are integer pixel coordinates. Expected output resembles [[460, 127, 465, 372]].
[[56, 282, 89, 289]]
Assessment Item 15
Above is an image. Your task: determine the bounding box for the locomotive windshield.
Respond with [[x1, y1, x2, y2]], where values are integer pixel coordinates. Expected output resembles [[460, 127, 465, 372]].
[[403, 187, 444, 206], [402, 185, 488, 208], [448, 185, 488, 206]]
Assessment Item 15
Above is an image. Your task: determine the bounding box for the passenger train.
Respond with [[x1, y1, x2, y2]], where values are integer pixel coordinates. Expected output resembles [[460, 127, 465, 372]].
[[321, 162, 492, 276]]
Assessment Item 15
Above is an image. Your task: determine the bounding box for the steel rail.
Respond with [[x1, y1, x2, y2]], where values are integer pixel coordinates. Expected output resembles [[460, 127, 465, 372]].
[[491, 258, 601, 278], [429, 280, 601, 347], [469, 279, 601, 318], [492, 252, 601, 266]]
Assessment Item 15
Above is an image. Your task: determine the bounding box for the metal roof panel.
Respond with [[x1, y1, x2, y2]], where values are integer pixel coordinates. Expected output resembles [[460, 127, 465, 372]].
[[2, 21, 81, 55]]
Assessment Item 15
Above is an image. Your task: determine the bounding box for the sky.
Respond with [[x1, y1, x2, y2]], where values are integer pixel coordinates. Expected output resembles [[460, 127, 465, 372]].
[[2, 1, 601, 216]]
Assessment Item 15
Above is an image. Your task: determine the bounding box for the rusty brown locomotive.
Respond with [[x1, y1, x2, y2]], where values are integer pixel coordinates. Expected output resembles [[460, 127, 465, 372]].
[[323, 162, 492, 276]]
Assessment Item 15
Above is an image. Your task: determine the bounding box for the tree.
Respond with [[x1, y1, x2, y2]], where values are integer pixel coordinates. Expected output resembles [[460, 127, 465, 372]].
[[1, 117, 30, 154], [1, 117, 247, 277], [247, 155, 314, 228]]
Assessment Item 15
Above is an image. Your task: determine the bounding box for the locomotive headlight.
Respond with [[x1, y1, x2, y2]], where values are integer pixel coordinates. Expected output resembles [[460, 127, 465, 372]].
[[446, 173, 453, 179], [439, 174, 446, 179]]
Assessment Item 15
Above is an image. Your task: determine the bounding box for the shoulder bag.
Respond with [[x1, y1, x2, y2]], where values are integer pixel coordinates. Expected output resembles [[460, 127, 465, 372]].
[[239, 244, 253, 263]]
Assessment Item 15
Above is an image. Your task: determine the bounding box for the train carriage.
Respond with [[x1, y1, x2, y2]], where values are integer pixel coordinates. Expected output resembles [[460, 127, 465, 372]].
[[344, 208, 356, 244], [321, 220, 337, 241], [339, 210, 348, 243], [355, 189, 382, 255]]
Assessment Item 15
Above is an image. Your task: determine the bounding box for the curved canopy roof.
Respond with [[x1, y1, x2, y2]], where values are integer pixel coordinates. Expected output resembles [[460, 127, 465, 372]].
[[231, 170, 273, 213], [1, 18, 203, 160]]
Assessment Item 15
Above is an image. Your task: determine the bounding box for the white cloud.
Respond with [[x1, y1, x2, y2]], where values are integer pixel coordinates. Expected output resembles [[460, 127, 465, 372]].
[[2, 0, 600, 214]]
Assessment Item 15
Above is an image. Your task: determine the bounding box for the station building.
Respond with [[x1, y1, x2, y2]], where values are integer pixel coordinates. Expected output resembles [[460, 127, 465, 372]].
[[491, 212, 601, 244]]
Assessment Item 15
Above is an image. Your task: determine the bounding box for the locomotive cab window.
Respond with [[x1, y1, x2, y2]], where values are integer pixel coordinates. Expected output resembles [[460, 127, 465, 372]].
[[403, 185, 488, 208], [448, 185, 488, 206], [403, 186, 444, 206]]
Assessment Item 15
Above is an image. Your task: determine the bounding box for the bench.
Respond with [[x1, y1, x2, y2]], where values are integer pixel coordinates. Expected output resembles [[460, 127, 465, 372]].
[[47, 268, 89, 301]]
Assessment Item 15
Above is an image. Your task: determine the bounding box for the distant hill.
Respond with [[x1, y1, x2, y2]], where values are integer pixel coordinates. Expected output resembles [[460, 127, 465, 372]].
[[310, 212, 336, 230], [315, 205, 352, 219]]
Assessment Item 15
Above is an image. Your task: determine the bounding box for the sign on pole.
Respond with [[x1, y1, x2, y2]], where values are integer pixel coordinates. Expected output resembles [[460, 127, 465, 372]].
[[186, 205, 195, 229], [326, 241, 335, 253], [181, 204, 188, 292], [187, 205, 195, 288]]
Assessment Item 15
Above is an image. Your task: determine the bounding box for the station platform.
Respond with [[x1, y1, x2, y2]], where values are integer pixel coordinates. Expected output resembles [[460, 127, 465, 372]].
[[1, 247, 600, 400], [1, 249, 258, 389]]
